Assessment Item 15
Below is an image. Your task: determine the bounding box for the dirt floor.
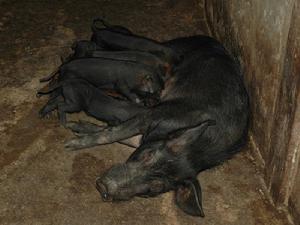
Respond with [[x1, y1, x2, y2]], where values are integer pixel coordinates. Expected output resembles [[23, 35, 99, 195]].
[[0, 0, 293, 224]]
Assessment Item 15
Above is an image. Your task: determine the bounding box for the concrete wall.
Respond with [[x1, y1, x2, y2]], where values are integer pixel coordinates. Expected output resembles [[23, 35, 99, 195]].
[[204, 0, 300, 222]]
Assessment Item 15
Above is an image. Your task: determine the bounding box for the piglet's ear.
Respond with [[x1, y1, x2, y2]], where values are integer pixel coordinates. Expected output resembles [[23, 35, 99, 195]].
[[175, 178, 205, 217]]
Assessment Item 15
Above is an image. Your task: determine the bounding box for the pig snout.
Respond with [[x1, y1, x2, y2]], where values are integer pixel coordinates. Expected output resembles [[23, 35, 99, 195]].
[[95, 160, 172, 202], [96, 178, 113, 202], [95, 164, 135, 201]]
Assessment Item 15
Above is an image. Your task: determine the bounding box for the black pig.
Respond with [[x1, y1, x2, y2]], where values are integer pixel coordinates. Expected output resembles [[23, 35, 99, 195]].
[[62, 48, 171, 79], [39, 79, 145, 125], [70, 40, 101, 59], [38, 57, 164, 104], [91, 19, 182, 66], [90, 18, 132, 49], [64, 35, 249, 217], [39, 19, 132, 83], [89, 50, 171, 78]]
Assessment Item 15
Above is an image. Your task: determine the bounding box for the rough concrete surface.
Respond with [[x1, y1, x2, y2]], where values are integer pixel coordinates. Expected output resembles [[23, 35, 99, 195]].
[[0, 0, 292, 224]]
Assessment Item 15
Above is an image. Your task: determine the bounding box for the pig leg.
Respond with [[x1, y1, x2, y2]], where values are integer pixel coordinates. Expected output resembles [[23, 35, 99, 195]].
[[116, 81, 141, 103], [57, 104, 67, 125], [93, 18, 132, 35], [64, 102, 201, 150], [65, 101, 213, 149], [66, 120, 105, 133], [64, 116, 147, 150], [39, 95, 63, 118], [57, 103, 81, 126]]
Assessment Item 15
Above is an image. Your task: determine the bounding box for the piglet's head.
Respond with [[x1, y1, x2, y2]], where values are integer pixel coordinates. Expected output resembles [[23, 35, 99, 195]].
[[138, 72, 164, 98]]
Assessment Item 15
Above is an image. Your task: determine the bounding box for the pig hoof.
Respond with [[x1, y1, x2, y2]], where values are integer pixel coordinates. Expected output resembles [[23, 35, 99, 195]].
[[38, 111, 45, 118], [64, 138, 83, 151], [65, 122, 87, 133], [73, 132, 89, 137], [65, 121, 81, 128], [64, 138, 89, 150], [45, 112, 54, 119], [64, 134, 99, 151], [135, 98, 141, 104]]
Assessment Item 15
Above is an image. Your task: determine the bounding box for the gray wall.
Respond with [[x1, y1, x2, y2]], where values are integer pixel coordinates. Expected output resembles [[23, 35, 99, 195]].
[[204, 0, 300, 222]]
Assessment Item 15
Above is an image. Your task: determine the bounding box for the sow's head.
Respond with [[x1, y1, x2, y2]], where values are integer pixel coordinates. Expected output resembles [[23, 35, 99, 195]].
[[96, 120, 216, 217]]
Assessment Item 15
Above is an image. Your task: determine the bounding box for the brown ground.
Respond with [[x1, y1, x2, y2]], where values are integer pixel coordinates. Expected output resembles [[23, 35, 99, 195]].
[[0, 0, 293, 224]]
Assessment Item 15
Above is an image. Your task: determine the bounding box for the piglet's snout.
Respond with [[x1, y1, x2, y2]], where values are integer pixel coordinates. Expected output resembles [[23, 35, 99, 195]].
[[148, 86, 154, 94]]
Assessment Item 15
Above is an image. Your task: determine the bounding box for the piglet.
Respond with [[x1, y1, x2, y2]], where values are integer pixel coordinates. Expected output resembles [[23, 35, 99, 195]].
[[39, 79, 145, 126]]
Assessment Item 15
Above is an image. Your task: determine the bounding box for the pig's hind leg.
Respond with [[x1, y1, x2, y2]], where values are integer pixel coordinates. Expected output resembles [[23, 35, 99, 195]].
[[39, 95, 63, 118], [57, 103, 81, 126], [93, 18, 132, 35], [116, 80, 141, 103]]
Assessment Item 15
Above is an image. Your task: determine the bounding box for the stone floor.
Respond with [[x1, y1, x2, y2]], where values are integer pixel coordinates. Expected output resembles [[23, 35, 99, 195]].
[[0, 0, 292, 224]]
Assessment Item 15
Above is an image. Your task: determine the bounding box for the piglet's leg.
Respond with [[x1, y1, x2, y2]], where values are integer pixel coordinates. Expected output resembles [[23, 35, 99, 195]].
[[116, 80, 141, 104], [93, 18, 132, 35], [57, 103, 81, 126], [65, 116, 146, 151], [39, 96, 63, 118]]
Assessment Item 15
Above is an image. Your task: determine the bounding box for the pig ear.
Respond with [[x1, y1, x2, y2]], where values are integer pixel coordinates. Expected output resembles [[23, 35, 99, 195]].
[[175, 178, 205, 217], [167, 120, 216, 154], [169, 119, 216, 140]]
